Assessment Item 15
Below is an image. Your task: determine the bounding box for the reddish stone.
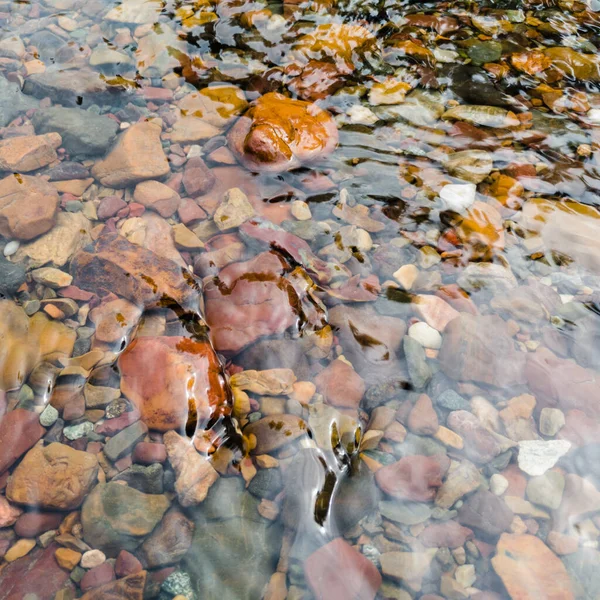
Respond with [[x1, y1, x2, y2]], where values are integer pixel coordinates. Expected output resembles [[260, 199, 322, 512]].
[[177, 197, 206, 225], [80, 561, 115, 592], [315, 359, 365, 409], [128, 202, 145, 217], [492, 534, 574, 600], [141, 87, 173, 103], [203, 252, 301, 355], [304, 538, 381, 600], [182, 156, 215, 198], [118, 336, 229, 431], [447, 410, 506, 464], [14, 511, 64, 538], [458, 490, 513, 538], [80, 572, 145, 600], [0, 543, 70, 599], [97, 196, 127, 220], [419, 521, 474, 549], [95, 409, 141, 436], [71, 232, 201, 312], [132, 442, 167, 465], [501, 464, 527, 498], [527, 348, 600, 418], [375, 455, 449, 502], [407, 394, 439, 435], [114, 550, 143, 577], [0, 409, 45, 474]]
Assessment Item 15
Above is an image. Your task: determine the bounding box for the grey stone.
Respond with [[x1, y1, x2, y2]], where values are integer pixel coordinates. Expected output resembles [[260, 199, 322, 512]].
[[32, 107, 118, 156], [0, 76, 39, 128], [113, 463, 164, 494], [39, 404, 59, 427], [81, 482, 170, 556], [0, 255, 26, 298], [63, 421, 94, 440], [247, 468, 283, 500], [162, 571, 195, 599], [404, 336, 432, 389], [103, 420, 148, 462], [525, 470, 565, 510], [379, 501, 432, 525], [435, 390, 470, 411]]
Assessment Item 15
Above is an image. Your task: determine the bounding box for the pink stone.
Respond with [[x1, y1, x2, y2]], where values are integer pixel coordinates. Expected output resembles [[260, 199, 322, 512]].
[[315, 359, 365, 409], [95, 409, 141, 436], [97, 196, 127, 220], [375, 455, 449, 502], [407, 394, 439, 435], [0, 496, 21, 527], [182, 157, 215, 198], [419, 521, 474, 548], [14, 511, 63, 538], [177, 198, 206, 225], [128, 203, 145, 217], [304, 538, 381, 600], [132, 442, 167, 465], [58, 286, 96, 302], [80, 561, 115, 592], [413, 294, 459, 331], [114, 550, 143, 577], [141, 87, 174, 103]]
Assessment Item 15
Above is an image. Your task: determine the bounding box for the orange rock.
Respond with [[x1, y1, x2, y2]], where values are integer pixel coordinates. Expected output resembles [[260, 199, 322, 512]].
[[492, 533, 574, 600], [455, 201, 504, 259], [0, 133, 61, 172], [227, 92, 338, 173], [133, 180, 181, 217], [511, 50, 552, 75], [0, 173, 59, 240], [55, 548, 82, 571], [91, 121, 169, 188]]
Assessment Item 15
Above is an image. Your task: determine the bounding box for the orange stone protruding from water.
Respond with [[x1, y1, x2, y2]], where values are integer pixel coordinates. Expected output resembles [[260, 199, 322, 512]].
[[118, 336, 229, 432], [227, 92, 338, 173]]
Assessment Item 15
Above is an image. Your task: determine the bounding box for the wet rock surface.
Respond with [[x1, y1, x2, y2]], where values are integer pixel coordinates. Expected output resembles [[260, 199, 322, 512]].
[[1, 0, 600, 598]]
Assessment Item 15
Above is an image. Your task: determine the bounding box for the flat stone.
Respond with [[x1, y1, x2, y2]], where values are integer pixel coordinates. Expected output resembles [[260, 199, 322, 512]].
[[0, 173, 59, 240], [0, 76, 39, 127], [104, 420, 148, 462], [214, 188, 255, 231], [80, 571, 146, 600], [244, 414, 309, 454], [517, 439, 571, 476], [379, 501, 432, 525], [133, 180, 180, 218], [31, 267, 73, 288], [6, 442, 98, 510], [457, 490, 513, 539], [33, 107, 118, 157], [0, 133, 61, 173], [0, 408, 45, 474], [92, 121, 169, 188]]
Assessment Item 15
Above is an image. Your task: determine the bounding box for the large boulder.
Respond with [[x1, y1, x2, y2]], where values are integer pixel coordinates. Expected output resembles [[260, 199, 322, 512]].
[[81, 483, 170, 556], [6, 443, 98, 510], [32, 107, 119, 156], [227, 92, 338, 173]]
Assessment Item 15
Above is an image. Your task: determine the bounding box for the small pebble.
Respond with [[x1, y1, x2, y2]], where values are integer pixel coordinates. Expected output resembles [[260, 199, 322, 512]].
[[490, 473, 509, 496], [3, 240, 20, 257], [80, 549, 106, 569], [408, 321, 442, 349], [39, 404, 59, 427]]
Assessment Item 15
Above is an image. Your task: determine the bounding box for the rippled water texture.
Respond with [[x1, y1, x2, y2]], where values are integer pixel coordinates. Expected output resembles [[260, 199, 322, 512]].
[[3, 0, 600, 598]]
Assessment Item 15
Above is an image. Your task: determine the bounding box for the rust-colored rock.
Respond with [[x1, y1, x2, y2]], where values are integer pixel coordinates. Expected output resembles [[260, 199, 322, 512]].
[[375, 455, 449, 502], [0, 173, 59, 240], [119, 336, 229, 432], [304, 537, 381, 600], [71, 233, 201, 311], [91, 121, 169, 188], [6, 442, 98, 510], [492, 533, 574, 600], [227, 92, 338, 173], [80, 571, 146, 600]]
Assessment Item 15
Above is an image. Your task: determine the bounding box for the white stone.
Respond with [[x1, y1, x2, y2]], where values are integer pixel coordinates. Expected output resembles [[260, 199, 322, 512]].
[[587, 108, 600, 124], [490, 473, 508, 496], [439, 183, 477, 212], [408, 321, 442, 349], [214, 188, 255, 231], [393, 264, 419, 290], [539, 407, 566, 437], [340, 225, 372, 252], [347, 104, 379, 125], [433, 48, 459, 63], [80, 549, 106, 569], [291, 200, 311, 221], [517, 440, 571, 477], [455, 564, 476, 589], [3, 240, 19, 257]]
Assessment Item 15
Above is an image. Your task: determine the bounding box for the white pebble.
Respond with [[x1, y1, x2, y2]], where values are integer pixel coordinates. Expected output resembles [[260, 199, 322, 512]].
[[80, 549, 106, 569], [119, 122, 130, 130], [187, 144, 203, 158], [3, 240, 19, 257], [408, 321, 442, 349], [291, 200, 311, 221], [517, 440, 571, 477], [347, 105, 379, 125], [439, 183, 476, 212], [490, 473, 509, 496], [587, 108, 600, 123]]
